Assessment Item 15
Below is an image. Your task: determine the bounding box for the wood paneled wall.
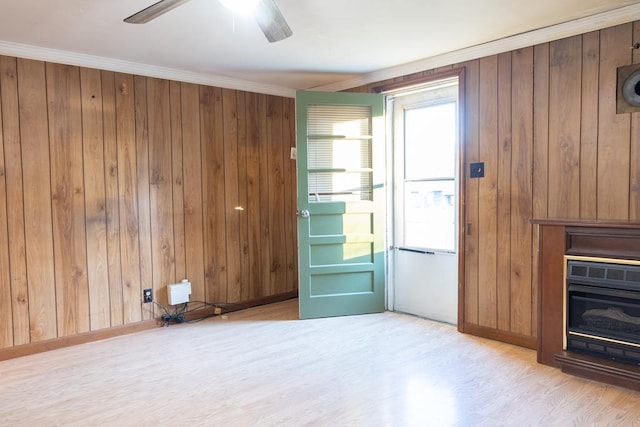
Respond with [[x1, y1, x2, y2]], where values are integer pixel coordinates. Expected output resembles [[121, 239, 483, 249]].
[[1, 19, 638, 352], [352, 21, 640, 346], [0, 56, 297, 349]]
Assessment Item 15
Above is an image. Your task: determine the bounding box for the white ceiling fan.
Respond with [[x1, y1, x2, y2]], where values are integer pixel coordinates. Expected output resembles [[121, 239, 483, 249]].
[[124, 0, 293, 43]]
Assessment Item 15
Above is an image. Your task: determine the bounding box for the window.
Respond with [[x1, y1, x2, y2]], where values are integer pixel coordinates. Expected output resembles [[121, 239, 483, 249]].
[[307, 105, 373, 202]]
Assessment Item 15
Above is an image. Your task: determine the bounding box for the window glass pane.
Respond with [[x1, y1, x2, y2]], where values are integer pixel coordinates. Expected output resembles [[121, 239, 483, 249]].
[[308, 171, 372, 202], [405, 102, 456, 180], [404, 180, 455, 251], [307, 138, 371, 170], [307, 104, 373, 202], [308, 105, 371, 137]]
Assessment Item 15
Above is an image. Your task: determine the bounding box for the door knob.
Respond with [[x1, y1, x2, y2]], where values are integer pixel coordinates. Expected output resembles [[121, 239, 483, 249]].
[[298, 209, 310, 218]]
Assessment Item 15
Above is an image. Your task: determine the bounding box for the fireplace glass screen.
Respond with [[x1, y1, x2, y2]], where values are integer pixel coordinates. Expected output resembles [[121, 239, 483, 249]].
[[566, 258, 640, 365]]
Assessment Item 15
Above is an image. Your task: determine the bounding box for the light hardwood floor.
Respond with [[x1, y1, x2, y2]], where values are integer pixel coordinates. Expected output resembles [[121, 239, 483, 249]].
[[1, 298, 640, 426]]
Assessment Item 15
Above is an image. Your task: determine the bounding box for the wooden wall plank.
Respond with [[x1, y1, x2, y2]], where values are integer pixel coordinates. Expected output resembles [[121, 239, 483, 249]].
[[135, 76, 152, 319], [115, 73, 141, 325], [236, 91, 250, 301], [170, 81, 186, 283], [580, 32, 600, 220], [258, 94, 271, 298], [245, 92, 263, 300], [510, 47, 534, 336], [212, 87, 227, 303], [101, 71, 124, 327], [0, 58, 12, 348], [532, 43, 550, 336], [597, 24, 633, 220], [267, 96, 286, 295], [222, 88, 242, 302], [497, 52, 512, 332], [283, 98, 297, 292], [533, 43, 550, 220], [477, 55, 499, 329], [18, 58, 57, 342], [200, 86, 215, 302], [80, 67, 111, 331], [463, 59, 480, 326], [181, 83, 206, 302], [0, 56, 29, 345], [147, 78, 175, 309], [548, 36, 582, 218], [47, 63, 90, 337], [201, 86, 228, 303]]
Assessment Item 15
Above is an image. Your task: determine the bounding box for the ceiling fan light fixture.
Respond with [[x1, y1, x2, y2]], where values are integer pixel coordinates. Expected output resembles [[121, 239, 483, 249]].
[[124, 0, 292, 43], [218, 0, 261, 15], [255, 0, 292, 42]]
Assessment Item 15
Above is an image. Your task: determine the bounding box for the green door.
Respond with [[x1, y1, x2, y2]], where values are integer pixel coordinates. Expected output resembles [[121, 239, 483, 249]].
[[296, 90, 385, 319]]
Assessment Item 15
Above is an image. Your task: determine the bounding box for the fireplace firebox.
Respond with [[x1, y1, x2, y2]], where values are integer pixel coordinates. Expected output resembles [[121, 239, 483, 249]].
[[565, 256, 640, 366]]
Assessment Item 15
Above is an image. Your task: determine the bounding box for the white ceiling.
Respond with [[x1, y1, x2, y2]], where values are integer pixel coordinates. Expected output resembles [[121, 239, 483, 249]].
[[0, 0, 639, 97]]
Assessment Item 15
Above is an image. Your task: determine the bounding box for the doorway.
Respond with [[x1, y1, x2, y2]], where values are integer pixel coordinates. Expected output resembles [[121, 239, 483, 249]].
[[388, 76, 460, 324]]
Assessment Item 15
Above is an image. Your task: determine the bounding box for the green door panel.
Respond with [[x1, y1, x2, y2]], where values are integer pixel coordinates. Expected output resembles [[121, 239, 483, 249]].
[[296, 90, 385, 319]]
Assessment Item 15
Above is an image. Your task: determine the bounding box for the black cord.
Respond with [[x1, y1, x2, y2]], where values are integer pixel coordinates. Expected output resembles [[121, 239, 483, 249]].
[[155, 300, 241, 326], [153, 301, 172, 326]]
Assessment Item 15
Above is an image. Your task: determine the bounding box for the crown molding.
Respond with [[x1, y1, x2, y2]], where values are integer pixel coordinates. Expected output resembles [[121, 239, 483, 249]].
[[0, 40, 296, 98], [312, 3, 640, 92]]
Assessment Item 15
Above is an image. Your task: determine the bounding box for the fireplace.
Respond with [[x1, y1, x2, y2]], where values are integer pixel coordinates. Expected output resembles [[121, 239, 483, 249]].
[[565, 256, 640, 366], [533, 220, 640, 390]]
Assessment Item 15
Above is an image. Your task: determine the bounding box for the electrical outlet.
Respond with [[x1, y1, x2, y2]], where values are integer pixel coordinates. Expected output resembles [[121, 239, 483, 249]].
[[214, 307, 222, 315], [143, 288, 153, 303]]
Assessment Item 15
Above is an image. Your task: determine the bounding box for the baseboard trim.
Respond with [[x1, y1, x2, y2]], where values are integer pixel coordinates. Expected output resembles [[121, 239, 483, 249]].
[[0, 320, 157, 362], [184, 291, 299, 321], [461, 322, 537, 350], [555, 351, 640, 391], [0, 291, 299, 362]]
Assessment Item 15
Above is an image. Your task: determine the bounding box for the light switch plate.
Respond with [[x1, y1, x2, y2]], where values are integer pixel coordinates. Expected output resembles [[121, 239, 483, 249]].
[[470, 162, 485, 178]]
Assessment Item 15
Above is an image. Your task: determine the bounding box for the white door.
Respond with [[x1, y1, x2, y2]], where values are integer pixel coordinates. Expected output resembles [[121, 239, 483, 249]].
[[389, 77, 459, 324]]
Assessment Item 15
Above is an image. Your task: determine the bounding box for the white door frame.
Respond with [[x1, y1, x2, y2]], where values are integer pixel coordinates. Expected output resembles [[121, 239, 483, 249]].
[[382, 69, 465, 325]]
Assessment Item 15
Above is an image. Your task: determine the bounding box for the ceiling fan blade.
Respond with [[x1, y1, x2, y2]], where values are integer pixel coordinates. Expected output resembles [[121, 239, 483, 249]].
[[255, 0, 292, 43], [124, 0, 192, 24]]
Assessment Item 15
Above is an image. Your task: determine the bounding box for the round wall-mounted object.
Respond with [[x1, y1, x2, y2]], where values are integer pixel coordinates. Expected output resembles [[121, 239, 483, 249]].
[[622, 70, 640, 107]]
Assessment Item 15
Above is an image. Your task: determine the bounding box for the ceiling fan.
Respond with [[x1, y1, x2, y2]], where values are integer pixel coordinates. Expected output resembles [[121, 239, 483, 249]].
[[124, 0, 293, 43]]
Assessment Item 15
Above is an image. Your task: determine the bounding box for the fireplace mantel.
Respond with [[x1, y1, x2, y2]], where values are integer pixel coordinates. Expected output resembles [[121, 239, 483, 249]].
[[532, 218, 640, 390], [532, 218, 640, 228]]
